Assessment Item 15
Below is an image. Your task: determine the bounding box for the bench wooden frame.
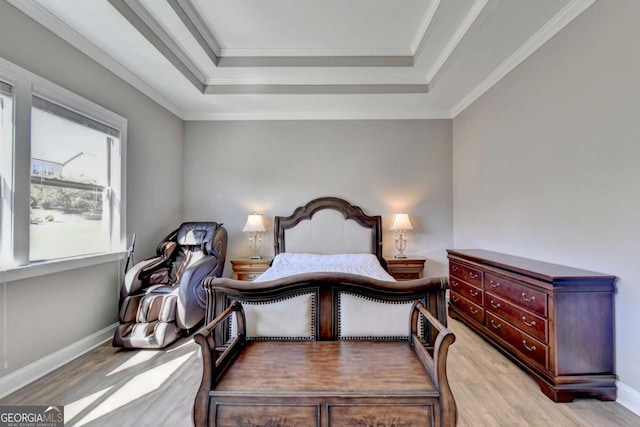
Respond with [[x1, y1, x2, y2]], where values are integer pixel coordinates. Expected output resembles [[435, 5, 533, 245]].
[[193, 275, 456, 427]]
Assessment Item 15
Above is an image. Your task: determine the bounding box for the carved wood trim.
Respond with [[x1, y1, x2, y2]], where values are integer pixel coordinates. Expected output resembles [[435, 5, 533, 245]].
[[273, 197, 384, 264]]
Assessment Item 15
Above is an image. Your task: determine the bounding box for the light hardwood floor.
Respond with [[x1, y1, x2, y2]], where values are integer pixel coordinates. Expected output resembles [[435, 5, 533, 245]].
[[1, 318, 638, 426]]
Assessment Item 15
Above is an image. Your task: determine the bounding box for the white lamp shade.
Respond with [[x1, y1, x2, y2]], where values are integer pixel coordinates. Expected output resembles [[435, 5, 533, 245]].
[[389, 213, 413, 230], [242, 214, 266, 232]]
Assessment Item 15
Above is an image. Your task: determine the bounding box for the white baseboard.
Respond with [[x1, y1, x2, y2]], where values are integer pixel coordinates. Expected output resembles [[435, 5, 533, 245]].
[[617, 381, 640, 417], [0, 323, 117, 399]]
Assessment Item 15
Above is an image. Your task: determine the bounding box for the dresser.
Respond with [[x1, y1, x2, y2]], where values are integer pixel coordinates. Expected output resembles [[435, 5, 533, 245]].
[[384, 257, 425, 281], [447, 249, 616, 402]]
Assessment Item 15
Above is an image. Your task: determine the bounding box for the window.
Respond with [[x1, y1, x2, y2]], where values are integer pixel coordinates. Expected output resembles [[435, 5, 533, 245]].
[[0, 56, 126, 270], [29, 97, 120, 261], [0, 80, 14, 266]]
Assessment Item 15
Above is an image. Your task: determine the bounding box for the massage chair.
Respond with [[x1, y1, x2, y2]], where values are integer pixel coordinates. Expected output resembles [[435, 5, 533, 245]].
[[113, 222, 227, 349]]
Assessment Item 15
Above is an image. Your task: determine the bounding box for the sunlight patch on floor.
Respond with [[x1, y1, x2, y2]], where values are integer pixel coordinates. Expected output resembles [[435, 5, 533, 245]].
[[73, 353, 192, 426], [64, 386, 114, 424], [166, 339, 195, 353], [106, 351, 158, 376]]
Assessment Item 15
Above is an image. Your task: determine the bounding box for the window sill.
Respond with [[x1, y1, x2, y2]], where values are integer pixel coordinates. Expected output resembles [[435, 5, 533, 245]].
[[1, 252, 127, 283]]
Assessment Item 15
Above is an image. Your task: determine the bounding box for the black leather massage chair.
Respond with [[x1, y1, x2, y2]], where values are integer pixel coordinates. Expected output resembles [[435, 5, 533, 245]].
[[113, 222, 227, 349]]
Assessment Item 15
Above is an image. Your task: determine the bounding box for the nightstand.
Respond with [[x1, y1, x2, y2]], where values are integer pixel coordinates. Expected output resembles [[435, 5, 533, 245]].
[[384, 257, 426, 281], [231, 258, 272, 281]]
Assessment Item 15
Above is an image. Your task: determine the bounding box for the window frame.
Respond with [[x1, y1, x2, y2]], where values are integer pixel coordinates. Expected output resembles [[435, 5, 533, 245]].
[[0, 56, 127, 280]]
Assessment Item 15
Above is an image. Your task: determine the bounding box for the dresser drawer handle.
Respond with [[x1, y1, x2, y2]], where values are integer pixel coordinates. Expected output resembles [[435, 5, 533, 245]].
[[521, 292, 536, 303], [452, 265, 459, 272], [469, 307, 479, 315], [451, 280, 459, 287], [490, 300, 501, 309], [469, 272, 479, 279], [522, 340, 537, 352], [451, 295, 459, 303], [469, 289, 479, 297], [489, 280, 500, 288], [521, 316, 536, 327], [490, 319, 501, 329]]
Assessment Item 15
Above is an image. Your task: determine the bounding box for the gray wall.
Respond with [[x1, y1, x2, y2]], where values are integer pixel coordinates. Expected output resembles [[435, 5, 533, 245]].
[[0, 1, 183, 377], [453, 0, 640, 397], [183, 120, 453, 277]]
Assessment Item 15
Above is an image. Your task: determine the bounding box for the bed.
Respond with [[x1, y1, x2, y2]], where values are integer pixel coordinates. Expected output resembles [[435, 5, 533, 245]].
[[193, 197, 455, 426]]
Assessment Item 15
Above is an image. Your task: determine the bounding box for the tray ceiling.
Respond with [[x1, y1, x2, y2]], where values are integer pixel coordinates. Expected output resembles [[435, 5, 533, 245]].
[[9, 0, 596, 120]]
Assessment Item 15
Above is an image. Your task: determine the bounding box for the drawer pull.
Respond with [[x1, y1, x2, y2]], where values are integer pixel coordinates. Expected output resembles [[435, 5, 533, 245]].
[[469, 272, 479, 279], [451, 295, 459, 303], [521, 292, 536, 303], [490, 319, 501, 329], [490, 300, 501, 309], [469, 289, 479, 297], [451, 280, 459, 287], [469, 307, 479, 315], [522, 340, 537, 352], [489, 280, 500, 288], [452, 265, 459, 272], [521, 316, 536, 327]]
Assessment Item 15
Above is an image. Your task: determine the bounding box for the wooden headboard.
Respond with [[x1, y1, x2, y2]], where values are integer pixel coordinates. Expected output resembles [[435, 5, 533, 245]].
[[273, 197, 383, 264]]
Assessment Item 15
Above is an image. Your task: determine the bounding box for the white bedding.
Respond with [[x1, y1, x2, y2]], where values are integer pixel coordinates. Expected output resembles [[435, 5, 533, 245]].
[[255, 253, 395, 282]]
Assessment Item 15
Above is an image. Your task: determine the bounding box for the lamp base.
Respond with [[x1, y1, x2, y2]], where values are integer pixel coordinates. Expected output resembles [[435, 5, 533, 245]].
[[394, 254, 408, 259], [248, 255, 262, 260]]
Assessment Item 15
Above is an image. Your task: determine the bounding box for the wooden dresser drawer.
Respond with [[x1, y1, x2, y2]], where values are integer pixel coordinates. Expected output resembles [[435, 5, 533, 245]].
[[215, 403, 318, 426], [231, 258, 272, 282], [329, 404, 433, 426], [234, 272, 262, 281], [486, 312, 548, 369], [485, 273, 547, 317], [485, 294, 547, 343], [450, 276, 484, 306], [385, 257, 426, 281], [450, 291, 484, 324], [449, 262, 483, 288]]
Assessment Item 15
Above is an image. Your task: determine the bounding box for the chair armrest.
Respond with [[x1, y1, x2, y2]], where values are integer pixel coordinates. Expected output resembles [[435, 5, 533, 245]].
[[121, 256, 168, 300]]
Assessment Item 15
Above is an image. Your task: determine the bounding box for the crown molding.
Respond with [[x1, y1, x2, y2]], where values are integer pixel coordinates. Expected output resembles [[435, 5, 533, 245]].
[[425, 0, 489, 83], [203, 83, 428, 95], [168, 0, 220, 65], [167, 0, 414, 68], [219, 47, 413, 58], [183, 109, 452, 121], [410, 0, 442, 55], [6, 0, 185, 119], [451, 0, 598, 117], [116, 0, 207, 83], [107, 0, 205, 91]]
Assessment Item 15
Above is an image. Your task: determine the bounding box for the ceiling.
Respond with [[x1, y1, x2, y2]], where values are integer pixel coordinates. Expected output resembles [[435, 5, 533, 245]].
[[9, 0, 596, 120]]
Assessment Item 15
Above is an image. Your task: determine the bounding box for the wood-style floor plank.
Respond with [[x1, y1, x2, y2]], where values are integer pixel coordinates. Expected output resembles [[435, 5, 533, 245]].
[[1, 318, 638, 426]]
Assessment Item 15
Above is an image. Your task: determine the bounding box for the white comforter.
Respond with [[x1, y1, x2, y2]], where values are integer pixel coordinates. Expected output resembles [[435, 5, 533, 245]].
[[255, 253, 395, 282]]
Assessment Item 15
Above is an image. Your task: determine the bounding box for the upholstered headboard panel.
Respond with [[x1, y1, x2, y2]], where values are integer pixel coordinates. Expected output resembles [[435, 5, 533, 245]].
[[274, 197, 383, 263], [284, 209, 372, 254]]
